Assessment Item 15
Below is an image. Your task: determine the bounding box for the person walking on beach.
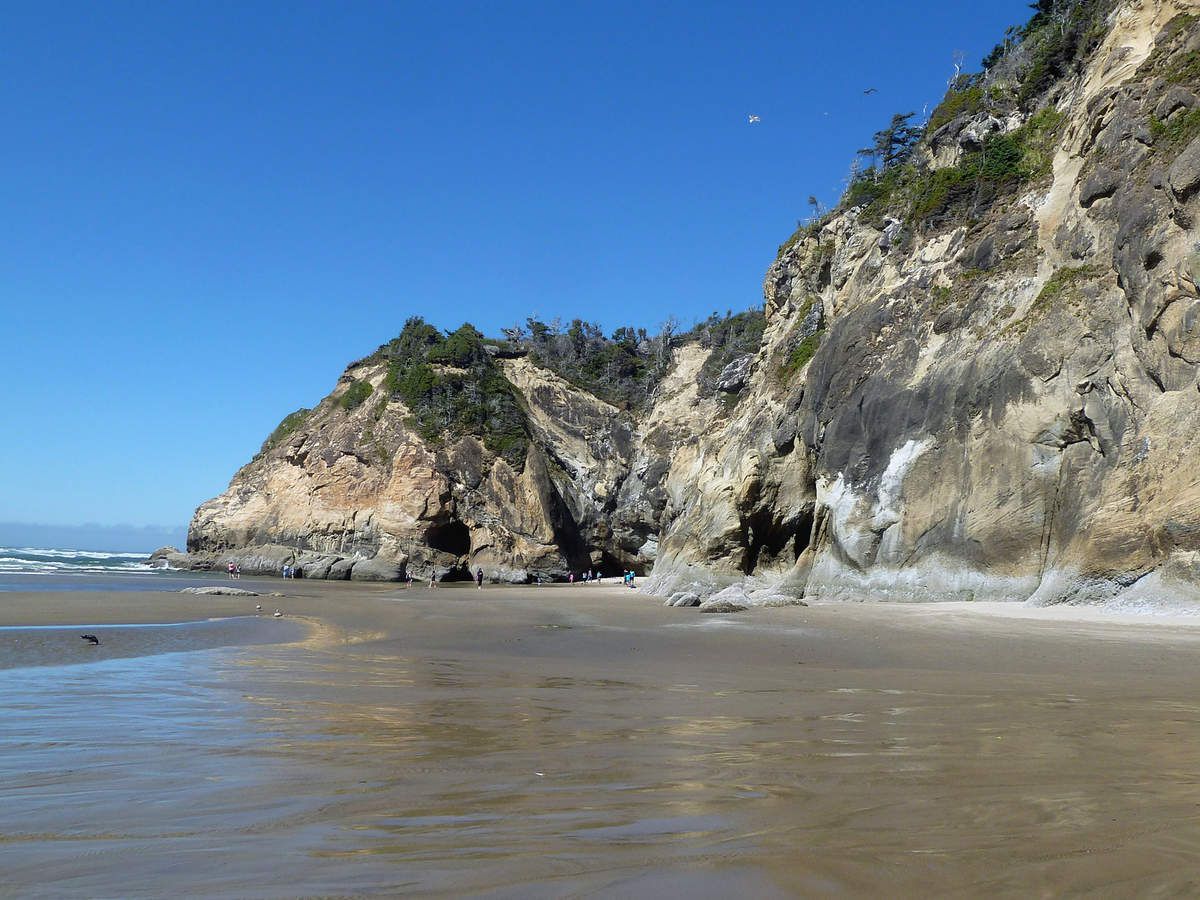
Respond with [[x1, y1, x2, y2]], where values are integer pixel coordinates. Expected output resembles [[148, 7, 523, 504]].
[[228, 562, 235, 580], [475, 567, 483, 589]]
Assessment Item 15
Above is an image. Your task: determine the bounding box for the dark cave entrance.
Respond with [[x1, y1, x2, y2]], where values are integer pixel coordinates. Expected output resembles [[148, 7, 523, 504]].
[[426, 520, 471, 557], [599, 551, 634, 578], [742, 507, 814, 575]]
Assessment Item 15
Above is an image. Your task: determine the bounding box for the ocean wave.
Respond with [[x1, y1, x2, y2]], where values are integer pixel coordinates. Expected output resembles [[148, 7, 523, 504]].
[[0, 547, 148, 560], [0, 547, 157, 577]]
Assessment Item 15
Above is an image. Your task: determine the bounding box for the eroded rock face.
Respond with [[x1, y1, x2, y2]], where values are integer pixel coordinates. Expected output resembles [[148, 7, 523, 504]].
[[189, 360, 602, 582], [646, 2, 1200, 609], [186, 345, 726, 582], [189, 3, 1200, 608]]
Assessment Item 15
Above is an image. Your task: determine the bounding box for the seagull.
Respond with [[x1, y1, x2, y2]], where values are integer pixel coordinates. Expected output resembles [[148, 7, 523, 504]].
[[273, 609, 282, 618], [255, 604, 262, 611], [748, 114, 760, 124], [81, 634, 99, 645], [863, 87, 878, 95]]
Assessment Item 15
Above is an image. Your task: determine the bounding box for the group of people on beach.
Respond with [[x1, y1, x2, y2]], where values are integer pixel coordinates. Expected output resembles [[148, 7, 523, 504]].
[[226, 562, 241, 579], [568, 566, 638, 588], [280, 564, 297, 579]]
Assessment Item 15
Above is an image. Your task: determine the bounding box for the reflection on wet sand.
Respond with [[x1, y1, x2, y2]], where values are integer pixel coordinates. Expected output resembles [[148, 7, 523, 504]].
[[0, 616, 308, 671], [2, 585, 1200, 896]]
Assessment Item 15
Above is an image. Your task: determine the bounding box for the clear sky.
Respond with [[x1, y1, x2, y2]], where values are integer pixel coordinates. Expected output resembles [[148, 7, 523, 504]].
[[1, 0, 1031, 531]]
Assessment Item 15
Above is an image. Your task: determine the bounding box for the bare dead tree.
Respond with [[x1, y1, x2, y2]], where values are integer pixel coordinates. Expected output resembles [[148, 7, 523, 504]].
[[1044, 0, 1072, 35], [948, 50, 966, 88], [655, 316, 679, 374], [846, 155, 864, 188]]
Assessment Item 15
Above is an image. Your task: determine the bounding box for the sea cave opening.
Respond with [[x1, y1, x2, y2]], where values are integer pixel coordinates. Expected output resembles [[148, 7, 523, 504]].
[[743, 507, 814, 575], [426, 519, 471, 557]]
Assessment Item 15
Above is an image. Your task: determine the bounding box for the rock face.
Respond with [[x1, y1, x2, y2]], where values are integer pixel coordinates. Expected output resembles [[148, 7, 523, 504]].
[[188, 3, 1200, 608], [186, 344, 722, 582], [147, 546, 191, 569], [647, 1, 1200, 609]]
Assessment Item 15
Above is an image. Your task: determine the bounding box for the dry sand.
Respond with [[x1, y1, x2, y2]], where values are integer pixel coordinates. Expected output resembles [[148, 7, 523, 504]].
[[2, 580, 1200, 896]]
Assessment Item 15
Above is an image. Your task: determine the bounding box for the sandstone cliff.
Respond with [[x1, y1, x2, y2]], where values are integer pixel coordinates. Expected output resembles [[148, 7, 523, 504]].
[[185, 329, 723, 582], [649, 0, 1200, 609], [187, 0, 1200, 610]]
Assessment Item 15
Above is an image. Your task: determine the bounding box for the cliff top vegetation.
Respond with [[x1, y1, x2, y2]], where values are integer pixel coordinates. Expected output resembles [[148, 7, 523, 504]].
[[777, 0, 1119, 253], [372, 318, 531, 468]]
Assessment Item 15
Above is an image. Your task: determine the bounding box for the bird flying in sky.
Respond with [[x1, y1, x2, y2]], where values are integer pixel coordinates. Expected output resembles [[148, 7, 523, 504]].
[[748, 114, 761, 124], [863, 87, 878, 95]]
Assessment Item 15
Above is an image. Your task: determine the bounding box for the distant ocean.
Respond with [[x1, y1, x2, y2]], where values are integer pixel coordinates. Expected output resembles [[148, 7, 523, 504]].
[[0, 547, 223, 593], [0, 547, 156, 576]]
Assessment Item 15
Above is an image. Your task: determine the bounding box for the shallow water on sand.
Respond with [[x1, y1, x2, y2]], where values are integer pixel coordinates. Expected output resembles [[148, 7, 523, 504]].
[[3, 593, 1200, 896], [0, 570, 257, 593], [0, 617, 306, 670]]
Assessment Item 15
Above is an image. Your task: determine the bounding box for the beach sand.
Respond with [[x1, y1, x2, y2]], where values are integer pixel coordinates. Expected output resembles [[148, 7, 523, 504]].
[[3, 580, 1200, 896]]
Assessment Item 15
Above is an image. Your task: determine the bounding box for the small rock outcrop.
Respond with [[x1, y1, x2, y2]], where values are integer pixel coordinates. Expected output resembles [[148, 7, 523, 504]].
[[181, 586, 259, 596], [148, 546, 191, 569]]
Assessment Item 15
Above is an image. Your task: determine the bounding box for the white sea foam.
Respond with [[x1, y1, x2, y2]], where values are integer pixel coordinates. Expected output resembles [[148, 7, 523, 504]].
[[0, 547, 156, 576], [1, 547, 147, 560]]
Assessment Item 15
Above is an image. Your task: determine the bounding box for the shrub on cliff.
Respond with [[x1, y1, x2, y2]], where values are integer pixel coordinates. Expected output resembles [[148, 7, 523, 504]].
[[260, 408, 310, 454], [514, 317, 672, 410], [840, 105, 1064, 231], [927, 82, 985, 133], [781, 332, 822, 376], [338, 379, 374, 410], [812, 0, 1106, 235], [910, 108, 1063, 227], [1140, 14, 1200, 157], [682, 309, 767, 396], [1150, 110, 1200, 153], [1015, 0, 1115, 108], [378, 318, 530, 468]]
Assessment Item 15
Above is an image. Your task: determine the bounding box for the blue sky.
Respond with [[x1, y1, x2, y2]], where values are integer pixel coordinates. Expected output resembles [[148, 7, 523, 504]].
[[1, 0, 1031, 530]]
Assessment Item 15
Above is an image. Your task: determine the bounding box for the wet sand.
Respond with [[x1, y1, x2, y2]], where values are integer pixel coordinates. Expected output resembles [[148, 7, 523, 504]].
[[3, 581, 1200, 897]]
